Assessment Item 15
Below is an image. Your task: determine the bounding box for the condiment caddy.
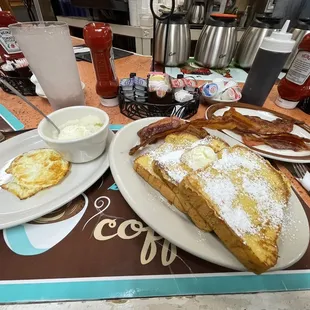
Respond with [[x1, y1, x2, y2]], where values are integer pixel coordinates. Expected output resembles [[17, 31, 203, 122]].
[[118, 72, 200, 119]]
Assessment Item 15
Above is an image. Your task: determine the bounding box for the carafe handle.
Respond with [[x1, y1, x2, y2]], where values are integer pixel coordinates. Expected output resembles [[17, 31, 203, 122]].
[[204, 0, 214, 24], [150, 0, 175, 71]]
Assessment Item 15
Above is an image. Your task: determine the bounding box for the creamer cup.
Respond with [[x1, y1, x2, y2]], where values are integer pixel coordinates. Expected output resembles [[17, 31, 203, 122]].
[[201, 83, 219, 98]]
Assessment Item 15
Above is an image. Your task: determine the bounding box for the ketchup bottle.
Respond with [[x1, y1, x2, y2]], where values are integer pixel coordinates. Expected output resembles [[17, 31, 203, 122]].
[[0, 11, 31, 77], [276, 33, 310, 109], [83, 22, 119, 106], [0, 11, 23, 62]]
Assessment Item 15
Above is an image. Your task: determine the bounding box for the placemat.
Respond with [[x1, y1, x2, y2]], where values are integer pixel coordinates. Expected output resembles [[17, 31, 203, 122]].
[[0, 104, 24, 131], [0, 126, 309, 304]]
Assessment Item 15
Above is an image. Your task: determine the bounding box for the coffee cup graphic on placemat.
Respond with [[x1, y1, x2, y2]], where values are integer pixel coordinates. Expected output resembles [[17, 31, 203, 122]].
[[30, 195, 86, 225], [3, 194, 88, 256]]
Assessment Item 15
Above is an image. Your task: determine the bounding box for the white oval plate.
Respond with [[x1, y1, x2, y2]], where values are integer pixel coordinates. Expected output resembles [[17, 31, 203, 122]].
[[109, 117, 309, 271], [206, 106, 310, 163], [0, 129, 113, 228]]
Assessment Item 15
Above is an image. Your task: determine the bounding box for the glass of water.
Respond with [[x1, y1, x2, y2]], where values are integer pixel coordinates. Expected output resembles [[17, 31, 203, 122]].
[[9, 22, 85, 110]]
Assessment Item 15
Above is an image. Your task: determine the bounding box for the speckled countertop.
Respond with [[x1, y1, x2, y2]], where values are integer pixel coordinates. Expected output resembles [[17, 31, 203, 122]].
[[0, 37, 309, 128]]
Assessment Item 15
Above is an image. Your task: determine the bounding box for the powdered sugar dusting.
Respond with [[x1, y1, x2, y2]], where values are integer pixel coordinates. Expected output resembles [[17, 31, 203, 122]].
[[148, 143, 179, 160], [242, 176, 284, 228], [166, 165, 188, 184], [191, 136, 212, 148], [213, 148, 260, 172], [195, 148, 287, 238], [157, 149, 187, 184], [158, 149, 184, 164], [200, 173, 258, 236], [279, 197, 298, 243]]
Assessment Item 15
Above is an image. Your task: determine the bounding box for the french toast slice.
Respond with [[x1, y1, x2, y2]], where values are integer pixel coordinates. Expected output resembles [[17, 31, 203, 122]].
[[179, 145, 291, 274], [133, 132, 208, 218], [153, 137, 229, 231]]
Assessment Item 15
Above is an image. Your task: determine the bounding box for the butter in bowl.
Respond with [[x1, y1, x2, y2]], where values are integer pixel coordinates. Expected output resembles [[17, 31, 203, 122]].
[[38, 106, 110, 163]]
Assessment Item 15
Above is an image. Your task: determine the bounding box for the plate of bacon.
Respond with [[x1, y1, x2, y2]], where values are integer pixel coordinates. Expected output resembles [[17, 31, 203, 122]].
[[205, 103, 310, 163]]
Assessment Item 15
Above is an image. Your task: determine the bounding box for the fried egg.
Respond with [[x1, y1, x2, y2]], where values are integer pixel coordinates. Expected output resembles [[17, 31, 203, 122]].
[[1, 149, 70, 200]]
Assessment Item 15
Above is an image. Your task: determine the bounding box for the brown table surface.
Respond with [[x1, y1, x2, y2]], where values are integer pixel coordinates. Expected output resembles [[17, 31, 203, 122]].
[[0, 36, 309, 128]]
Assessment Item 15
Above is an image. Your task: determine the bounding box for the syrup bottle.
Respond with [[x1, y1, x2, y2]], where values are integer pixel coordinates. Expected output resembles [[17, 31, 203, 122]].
[[241, 20, 295, 107]]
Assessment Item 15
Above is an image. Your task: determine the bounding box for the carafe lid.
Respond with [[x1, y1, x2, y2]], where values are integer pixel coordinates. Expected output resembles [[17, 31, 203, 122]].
[[206, 13, 237, 27], [160, 12, 188, 24], [294, 18, 310, 31], [251, 15, 281, 29], [260, 20, 295, 53]]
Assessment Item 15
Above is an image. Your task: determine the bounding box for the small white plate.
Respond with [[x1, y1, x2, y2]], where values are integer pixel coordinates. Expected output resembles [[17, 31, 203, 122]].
[[0, 129, 113, 229], [202, 97, 240, 106], [206, 105, 310, 163], [211, 98, 240, 103], [109, 117, 309, 271]]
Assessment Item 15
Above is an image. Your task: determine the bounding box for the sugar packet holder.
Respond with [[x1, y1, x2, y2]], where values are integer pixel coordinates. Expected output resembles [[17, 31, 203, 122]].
[[134, 76, 147, 91], [120, 78, 134, 91]]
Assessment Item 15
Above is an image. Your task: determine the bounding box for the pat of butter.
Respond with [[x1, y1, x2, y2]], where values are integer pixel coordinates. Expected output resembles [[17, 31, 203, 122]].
[[181, 146, 217, 170]]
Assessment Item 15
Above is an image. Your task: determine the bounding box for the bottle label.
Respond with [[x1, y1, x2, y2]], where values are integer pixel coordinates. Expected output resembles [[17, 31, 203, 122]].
[[286, 51, 310, 85], [109, 47, 117, 81], [0, 27, 21, 54], [275, 96, 299, 109]]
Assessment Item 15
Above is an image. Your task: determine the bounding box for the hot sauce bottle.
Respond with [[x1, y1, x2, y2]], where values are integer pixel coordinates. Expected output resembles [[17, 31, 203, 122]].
[[83, 22, 119, 106], [276, 33, 310, 109]]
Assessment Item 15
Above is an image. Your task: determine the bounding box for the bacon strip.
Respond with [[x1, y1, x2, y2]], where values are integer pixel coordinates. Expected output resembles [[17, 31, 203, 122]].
[[129, 108, 309, 155], [242, 133, 310, 151], [129, 123, 209, 155], [222, 108, 294, 134], [137, 117, 185, 142], [130, 123, 189, 155]]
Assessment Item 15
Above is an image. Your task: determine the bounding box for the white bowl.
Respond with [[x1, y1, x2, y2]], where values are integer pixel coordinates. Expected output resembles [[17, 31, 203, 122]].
[[38, 106, 109, 163]]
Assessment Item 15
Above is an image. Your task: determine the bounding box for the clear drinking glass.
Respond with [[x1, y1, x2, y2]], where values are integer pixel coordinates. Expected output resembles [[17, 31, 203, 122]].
[[9, 22, 85, 110]]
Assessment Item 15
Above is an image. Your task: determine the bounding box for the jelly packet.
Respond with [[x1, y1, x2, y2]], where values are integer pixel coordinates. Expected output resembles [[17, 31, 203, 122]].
[[148, 72, 171, 98], [171, 78, 185, 92]]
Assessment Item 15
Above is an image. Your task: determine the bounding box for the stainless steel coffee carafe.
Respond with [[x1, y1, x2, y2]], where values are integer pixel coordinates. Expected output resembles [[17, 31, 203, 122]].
[[183, 0, 193, 11], [189, 1, 204, 24], [234, 17, 281, 69], [283, 19, 310, 70], [194, 14, 237, 68], [154, 12, 191, 67]]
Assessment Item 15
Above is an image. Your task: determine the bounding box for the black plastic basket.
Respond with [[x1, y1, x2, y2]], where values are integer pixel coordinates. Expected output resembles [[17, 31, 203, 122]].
[[0, 76, 37, 96], [119, 91, 199, 120]]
